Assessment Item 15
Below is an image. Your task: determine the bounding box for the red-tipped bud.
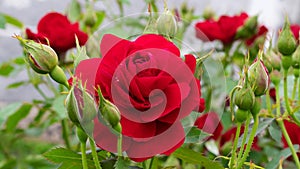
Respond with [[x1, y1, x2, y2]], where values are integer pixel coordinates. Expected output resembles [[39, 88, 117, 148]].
[[248, 58, 270, 96], [16, 36, 58, 74]]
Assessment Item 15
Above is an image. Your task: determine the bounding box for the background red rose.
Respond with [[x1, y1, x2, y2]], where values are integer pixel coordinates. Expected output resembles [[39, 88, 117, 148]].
[[73, 34, 205, 161], [26, 12, 88, 54], [290, 24, 300, 42], [195, 12, 248, 44], [194, 112, 223, 140]]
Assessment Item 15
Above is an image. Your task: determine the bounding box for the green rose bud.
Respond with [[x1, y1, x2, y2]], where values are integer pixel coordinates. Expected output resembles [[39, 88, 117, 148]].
[[235, 108, 249, 123], [202, 6, 215, 20], [250, 97, 261, 117], [16, 36, 58, 74], [157, 9, 177, 38], [66, 81, 97, 131], [84, 4, 97, 27], [264, 49, 281, 72], [76, 126, 88, 143], [236, 15, 258, 39], [97, 89, 121, 132], [281, 55, 293, 70], [277, 17, 297, 56], [270, 70, 281, 85], [248, 58, 270, 96], [234, 86, 255, 111], [292, 45, 300, 68], [49, 66, 69, 87]]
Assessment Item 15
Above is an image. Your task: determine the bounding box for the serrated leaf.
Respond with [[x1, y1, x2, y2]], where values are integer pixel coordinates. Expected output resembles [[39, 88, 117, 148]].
[[52, 95, 68, 119], [6, 103, 32, 132], [58, 162, 83, 169], [0, 63, 14, 76], [268, 121, 282, 143], [238, 118, 274, 148], [172, 147, 224, 169], [6, 81, 28, 89], [114, 157, 130, 169], [0, 102, 22, 127], [43, 147, 82, 164], [265, 145, 299, 169]]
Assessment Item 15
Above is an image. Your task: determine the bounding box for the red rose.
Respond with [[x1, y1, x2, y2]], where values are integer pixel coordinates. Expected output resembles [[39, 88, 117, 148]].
[[26, 12, 88, 54], [246, 25, 268, 46], [194, 112, 223, 140], [195, 12, 248, 44], [73, 34, 205, 161], [290, 24, 300, 42], [220, 125, 260, 151]]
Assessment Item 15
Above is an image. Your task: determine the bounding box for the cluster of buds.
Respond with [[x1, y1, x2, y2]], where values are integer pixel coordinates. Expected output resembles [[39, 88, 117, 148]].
[[231, 53, 270, 123], [15, 36, 69, 88]]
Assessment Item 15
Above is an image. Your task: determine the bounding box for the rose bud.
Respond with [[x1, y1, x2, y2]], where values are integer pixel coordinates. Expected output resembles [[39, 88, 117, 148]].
[[277, 17, 297, 56], [281, 55, 293, 70], [292, 45, 300, 68], [83, 4, 97, 27], [15, 36, 58, 74], [76, 126, 88, 143], [66, 81, 97, 129], [235, 108, 249, 123], [234, 85, 255, 111], [236, 15, 258, 39], [202, 6, 215, 20], [270, 70, 281, 86], [264, 49, 282, 72], [248, 58, 270, 96], [156, 9, 177, 38], [97, 89, 121, 133]]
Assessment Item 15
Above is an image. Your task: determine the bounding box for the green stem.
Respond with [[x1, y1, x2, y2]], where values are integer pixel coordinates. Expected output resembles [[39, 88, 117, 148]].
[[292, 77, 298, 101], [237, 114, 251, 164], [61, 119, 71, 149], [277, 119, 300, 169], [80, 142, 88, 169], [148, 157, 154, 169], [33, 85, 48, 100], [284, 70, 292, 113], [298, 69, 300, 104], [275, 84, 281, 117], [266, 89, 272, 115], [236, 115, 259, 169], [229, 122, 242, 169], [89, 137, 102, 169], [117, 133, 122, 157]]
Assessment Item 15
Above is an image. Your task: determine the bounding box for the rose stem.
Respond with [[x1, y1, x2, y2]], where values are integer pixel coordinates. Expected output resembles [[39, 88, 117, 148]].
[[229, 122, 242, 169], [89, 137, 102, 169], [236, 113, 251, 165]]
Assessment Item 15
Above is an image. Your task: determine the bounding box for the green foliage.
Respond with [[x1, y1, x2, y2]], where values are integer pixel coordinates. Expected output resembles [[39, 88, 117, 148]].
[[172, 147, 224, 169]]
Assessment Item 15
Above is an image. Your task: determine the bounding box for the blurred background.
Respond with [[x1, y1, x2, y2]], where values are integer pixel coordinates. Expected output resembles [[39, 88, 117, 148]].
[[0, 0, 300, 105]]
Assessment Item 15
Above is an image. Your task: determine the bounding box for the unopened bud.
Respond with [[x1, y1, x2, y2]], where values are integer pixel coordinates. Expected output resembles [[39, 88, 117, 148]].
[[76, 127, 88, 143], [264, 50, 281, 71], [84, 5, 97, 27], [234, 86, 255, 110], [270, 70, 281, 85], [292, 45, 300, 68], [202, 6, 215, 20], [97, 89, 121, 131], [235, 108, 249, 123], [294, 68, 299, 77], [277, 17, 297, 56], [281, 56, 293, 70], [157, 9, 177, 38], [236, 15, 258, 39], [250, 97, 261, 117], [16, 36, 58, 74], [66, 81, 97, 130], [248, 58, 270, 96]]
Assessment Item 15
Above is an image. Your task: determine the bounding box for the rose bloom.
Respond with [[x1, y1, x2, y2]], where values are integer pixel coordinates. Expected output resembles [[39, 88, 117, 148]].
[[26, 12, 88, 55], [195, 12, 248, 44], [194, 112, 223, 140], [290, 24, 300, 42], [73, 34, 205, 161]]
